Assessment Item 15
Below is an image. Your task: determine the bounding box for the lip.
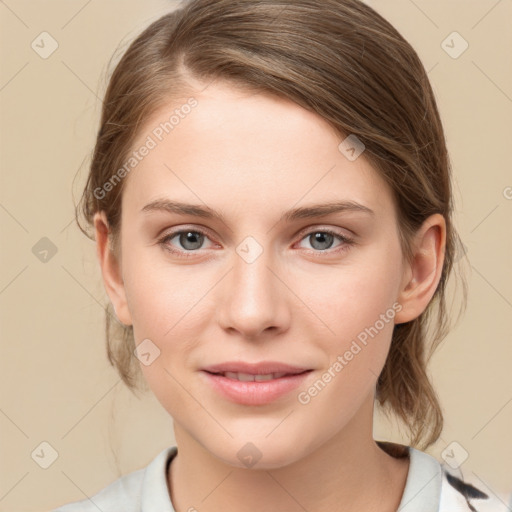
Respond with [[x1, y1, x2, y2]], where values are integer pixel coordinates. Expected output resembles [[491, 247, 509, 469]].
[[201, 368, 313, 406], [201, 360, 311, 375]]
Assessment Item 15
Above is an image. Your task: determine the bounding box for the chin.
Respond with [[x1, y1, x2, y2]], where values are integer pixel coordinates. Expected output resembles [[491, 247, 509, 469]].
[[209, 437, 309, 471]]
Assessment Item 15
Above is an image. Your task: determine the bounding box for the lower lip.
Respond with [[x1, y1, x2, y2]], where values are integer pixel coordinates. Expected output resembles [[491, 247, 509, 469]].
[[201, 370, 312, 405]]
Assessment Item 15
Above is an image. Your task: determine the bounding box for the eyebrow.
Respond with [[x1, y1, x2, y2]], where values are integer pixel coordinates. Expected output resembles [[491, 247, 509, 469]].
[[141, 199, 375, 223]]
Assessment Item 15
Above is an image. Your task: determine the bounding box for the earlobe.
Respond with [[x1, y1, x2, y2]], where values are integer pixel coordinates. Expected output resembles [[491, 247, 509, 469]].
[[93, 211, 133, 326], [394, 213, 446, 325]]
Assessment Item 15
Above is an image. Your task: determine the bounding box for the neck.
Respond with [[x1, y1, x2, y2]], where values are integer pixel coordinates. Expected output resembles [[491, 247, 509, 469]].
[[167, 398, 410, 512]]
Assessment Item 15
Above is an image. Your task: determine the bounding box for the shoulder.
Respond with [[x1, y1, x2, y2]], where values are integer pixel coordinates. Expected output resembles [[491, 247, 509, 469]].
[[378, 441, 509, 512], [439, 463, 510, 512], [52, 467, 145, 512], [51, 446, 177, 512]]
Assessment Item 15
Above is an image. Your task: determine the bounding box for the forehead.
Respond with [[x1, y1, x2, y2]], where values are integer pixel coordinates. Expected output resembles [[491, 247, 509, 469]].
[[122, 81, 394, 218]]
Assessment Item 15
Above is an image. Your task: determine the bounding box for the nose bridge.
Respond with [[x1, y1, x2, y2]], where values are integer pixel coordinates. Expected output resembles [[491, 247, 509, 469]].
[[232, 235, 278, 310], [217, 235, 287, 336]]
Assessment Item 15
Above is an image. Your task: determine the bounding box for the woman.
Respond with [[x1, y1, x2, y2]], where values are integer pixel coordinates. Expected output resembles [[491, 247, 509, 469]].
[[53, 0, 497, 510]]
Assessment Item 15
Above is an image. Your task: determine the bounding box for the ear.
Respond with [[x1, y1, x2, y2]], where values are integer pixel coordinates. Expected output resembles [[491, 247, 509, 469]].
[[93, 211, 133, 326], [394, 213, 446, 324]]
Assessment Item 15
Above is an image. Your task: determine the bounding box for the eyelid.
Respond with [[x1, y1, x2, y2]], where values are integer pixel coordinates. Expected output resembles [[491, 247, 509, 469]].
[[159, 223, 354, 243], [157, 224, 216, 241], [294, 223, 355, 241]]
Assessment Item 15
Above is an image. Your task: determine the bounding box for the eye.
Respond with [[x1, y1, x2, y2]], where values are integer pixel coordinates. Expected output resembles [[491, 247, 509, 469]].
[[296, 229, 355, 254], [158, 228, 215, 258], [158, 227, 355, 259]]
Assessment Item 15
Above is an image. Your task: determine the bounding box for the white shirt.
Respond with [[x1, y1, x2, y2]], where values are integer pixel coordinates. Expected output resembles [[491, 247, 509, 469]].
[[52, 442, 508, 512]]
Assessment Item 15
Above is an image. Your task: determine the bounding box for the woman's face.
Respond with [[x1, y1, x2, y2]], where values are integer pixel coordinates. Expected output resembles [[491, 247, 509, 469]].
[[107, 81, 411, 468]]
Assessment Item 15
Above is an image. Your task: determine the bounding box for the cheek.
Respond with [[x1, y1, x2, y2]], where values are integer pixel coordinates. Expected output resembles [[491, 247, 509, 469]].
[[121, 247, 214, 399], [294, 273, 399, 421], [121, 243, 207, 337], [296, 249, 402, 377], [299, 254, 401, 336]]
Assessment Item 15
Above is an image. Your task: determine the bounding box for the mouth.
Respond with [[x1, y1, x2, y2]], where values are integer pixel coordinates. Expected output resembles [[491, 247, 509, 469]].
[[201, 369, 314, 405], [204, 370, 312, 381], [201, 360, 312, 376]]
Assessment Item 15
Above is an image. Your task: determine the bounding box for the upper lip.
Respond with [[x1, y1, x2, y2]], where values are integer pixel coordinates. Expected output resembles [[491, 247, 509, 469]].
[[202, 361, 311, 375]]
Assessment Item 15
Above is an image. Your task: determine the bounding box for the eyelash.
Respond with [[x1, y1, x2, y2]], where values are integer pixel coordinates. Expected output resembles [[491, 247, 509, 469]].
[[157, 227, 355, 259]]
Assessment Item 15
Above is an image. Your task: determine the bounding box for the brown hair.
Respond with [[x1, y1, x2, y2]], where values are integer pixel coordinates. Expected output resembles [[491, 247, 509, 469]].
[[75, 0, 467, 451]]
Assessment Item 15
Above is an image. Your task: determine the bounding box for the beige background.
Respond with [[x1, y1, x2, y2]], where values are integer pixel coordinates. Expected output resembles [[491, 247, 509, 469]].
[[0, 1, 511, 511]]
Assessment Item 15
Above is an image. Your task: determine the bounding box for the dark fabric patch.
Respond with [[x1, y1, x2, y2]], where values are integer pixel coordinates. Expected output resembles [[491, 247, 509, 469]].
[[445, 471, 489, 512]]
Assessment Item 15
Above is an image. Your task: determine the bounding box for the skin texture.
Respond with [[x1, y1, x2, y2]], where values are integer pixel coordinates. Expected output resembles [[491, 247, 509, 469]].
[[94, 80, 446, 512]]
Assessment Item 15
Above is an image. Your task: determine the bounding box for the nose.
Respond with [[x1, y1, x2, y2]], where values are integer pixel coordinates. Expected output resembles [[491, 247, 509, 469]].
[[216, 240, 291, 340]]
